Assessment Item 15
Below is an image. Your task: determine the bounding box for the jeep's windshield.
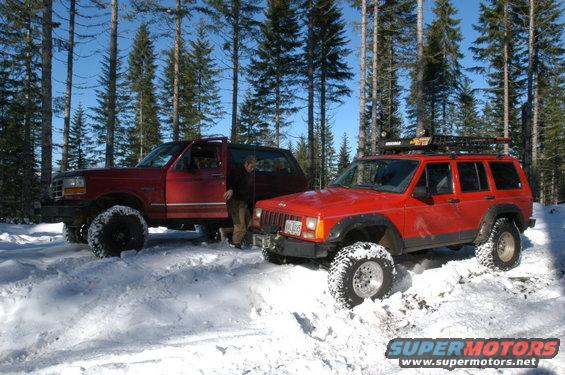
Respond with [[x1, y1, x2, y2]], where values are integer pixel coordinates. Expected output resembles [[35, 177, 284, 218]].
[[136, 143, 185, 168], [330, 158, 419, 193]]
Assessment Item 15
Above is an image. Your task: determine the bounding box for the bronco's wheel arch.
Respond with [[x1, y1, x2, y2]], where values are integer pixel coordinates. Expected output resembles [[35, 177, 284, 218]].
[[93, 193, 147, 216], [326, 214, 403, 255], [475, 204, 526, 245]]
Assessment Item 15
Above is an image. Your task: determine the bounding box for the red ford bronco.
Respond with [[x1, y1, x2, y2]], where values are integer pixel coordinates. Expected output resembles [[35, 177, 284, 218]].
[[41, 137, 307, 257], [252, 136, 536, 308]]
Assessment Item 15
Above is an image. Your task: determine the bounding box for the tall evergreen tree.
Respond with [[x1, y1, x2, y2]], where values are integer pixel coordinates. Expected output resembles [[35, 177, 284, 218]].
[[294, 135, 308, 175], [423, 0, 463, 135], [127, 23, 161, 165], [337, 132, 351, 174], [203, 0, 260, 143], [456, 78, 481, 136], [247, 0, 301, 147], [237, 89, 269, 144], [40, 0, 53, 198], [187, 22, 224, 138], [471, 0, 526, 154], [67, 103, 95, 170]]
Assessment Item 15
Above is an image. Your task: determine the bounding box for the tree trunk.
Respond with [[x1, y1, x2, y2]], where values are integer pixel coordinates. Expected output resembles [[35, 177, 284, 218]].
[[320, 57, 327, 188], [61, 0, 76, 172], [275, 82, 280, 147], [41, 0, 53, 199], [387, 42, 393, 135], [22, 18, 33, 218], [370, 0, 379, 154], [357, 0, 367, 157], [172, 0, 181, 141], [230, 0, 240, 143], [306, 0, 315, 189], [502, 0, 510, 155], [139, 91, 144, 160], [106, 0, 118, 167], [416, 0, 424, 136]]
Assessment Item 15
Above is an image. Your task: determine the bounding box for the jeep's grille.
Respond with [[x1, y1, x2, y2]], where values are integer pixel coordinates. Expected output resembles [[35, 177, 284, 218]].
[[260, 210, 301, 231], [50, 178, 63, 200]]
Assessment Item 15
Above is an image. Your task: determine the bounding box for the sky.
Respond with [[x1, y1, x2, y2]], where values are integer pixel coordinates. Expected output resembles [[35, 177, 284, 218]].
[[50, 0, 488, 165]]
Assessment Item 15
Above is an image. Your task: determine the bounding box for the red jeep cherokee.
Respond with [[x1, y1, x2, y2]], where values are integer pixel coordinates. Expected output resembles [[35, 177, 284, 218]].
[[252, 136, 535, 307], [41, 137, 307, 257]]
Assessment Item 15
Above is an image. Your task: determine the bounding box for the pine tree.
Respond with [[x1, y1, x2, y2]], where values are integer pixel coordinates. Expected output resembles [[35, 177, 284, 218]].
[[247, 0, 301, 147], [294, 135, 308, 175], [40, 0, 53, 198], [60, 0, 76, 172], [203, 0, 260, 143], [237, 89, 269, 144], [456, 78, 481, 136], [337, 132, 351, 173], [67, 103, 95, 170], [471, 0, 527, 154], [423, 0, 463, 135], [127, 23, 161, 165], [356, 0, 368, 157], [313, 0, 352, 187], [187, 22, 224, 138]]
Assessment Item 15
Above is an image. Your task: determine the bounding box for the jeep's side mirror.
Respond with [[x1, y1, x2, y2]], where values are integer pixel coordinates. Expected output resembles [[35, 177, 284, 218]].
[[412, 185, 430, 198]]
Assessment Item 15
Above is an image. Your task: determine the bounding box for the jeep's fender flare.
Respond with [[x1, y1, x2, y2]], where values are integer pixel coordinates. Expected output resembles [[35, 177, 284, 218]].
[[475, 203, 525, 244], [326, 214, 403, 255]]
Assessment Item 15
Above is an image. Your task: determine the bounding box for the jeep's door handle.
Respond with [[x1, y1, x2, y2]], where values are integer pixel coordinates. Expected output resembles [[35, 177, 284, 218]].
[[484, 195, 495, 200], [448, 198, 460, 203]]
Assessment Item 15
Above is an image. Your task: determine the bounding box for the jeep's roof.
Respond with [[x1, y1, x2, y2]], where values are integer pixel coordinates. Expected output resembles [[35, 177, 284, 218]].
[[358, 153, 518, 162]]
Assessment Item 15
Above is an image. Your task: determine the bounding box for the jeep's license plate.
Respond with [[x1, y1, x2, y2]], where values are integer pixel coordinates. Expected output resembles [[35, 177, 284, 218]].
[[284, 220, 302, 236]]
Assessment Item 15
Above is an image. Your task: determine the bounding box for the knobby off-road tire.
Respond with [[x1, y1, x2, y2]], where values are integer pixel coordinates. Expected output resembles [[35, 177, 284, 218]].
[[262, 249, 307, 265], [63, 223, 88, 244], [87, 205, 148, 258], [328, 242, 395, 308], [475, 218, 521, 271]]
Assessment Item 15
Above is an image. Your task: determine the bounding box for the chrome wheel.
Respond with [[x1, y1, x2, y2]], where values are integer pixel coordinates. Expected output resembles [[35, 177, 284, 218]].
[[497, 232, 515, 262], [352, 261, 384, 298]]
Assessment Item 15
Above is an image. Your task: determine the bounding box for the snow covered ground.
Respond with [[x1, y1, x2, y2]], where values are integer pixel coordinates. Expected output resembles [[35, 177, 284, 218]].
[[0, 204, 563, 374]]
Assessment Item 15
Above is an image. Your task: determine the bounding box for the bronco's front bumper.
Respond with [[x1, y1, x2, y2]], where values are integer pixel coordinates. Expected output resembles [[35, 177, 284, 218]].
[[39, 199, 94, 223], [253, 232, 335, 259]]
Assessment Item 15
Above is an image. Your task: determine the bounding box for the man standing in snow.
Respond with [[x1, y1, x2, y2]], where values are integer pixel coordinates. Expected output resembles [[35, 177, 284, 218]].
[[223, 155, 257, 248]]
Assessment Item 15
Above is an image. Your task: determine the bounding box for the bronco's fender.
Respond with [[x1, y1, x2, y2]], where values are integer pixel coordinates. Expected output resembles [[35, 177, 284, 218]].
[[326, 213, 404, 255], [475, 204, 526, 244]]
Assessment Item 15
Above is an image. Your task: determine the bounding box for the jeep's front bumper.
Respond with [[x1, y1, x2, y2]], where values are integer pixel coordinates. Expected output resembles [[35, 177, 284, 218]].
[[253, 232, 335, 258], [39, 199, 94, 223], [528, 218, 536, 228]]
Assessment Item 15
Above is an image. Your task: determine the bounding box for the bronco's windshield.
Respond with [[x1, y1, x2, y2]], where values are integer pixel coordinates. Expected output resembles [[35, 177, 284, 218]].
[[330, 158, 419, 193], [137, 143, 185, 168]]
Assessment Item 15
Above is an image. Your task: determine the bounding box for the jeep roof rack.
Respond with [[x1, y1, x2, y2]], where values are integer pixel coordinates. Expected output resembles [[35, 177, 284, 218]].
[[380, 135, 511, 155]]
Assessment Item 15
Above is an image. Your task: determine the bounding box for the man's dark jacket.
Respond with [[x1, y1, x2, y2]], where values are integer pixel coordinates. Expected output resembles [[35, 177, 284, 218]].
[[227, 164, 254, 205]]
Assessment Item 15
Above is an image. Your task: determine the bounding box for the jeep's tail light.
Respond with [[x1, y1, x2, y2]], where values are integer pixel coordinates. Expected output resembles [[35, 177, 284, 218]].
[[63, 176, 86, 196]]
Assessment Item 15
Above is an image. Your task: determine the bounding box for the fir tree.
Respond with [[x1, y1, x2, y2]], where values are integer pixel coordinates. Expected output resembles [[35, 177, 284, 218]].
[[294, 135, 308, 175], [423, 0, 463, 135], [67, 103, 95, 170], [237, 89, 269, 144], [187, 22, 224, 138], [127, 23, 161, 165], [337, 132, 351, 174], [247, 0, 301, 147], [456, 78, 482, 136]]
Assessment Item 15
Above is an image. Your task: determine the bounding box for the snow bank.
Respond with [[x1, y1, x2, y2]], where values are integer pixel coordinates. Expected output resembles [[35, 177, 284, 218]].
[[0, 204, 563, 374]]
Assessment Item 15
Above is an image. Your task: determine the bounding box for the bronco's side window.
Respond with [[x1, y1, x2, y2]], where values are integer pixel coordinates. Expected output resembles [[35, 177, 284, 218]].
[[457, 162, 489, 192], [416, 163, 453, 195], [489, 162, 521, 190]]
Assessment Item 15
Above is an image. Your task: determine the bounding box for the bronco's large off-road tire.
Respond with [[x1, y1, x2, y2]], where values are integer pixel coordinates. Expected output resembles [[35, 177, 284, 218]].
[[63, 223, 88, 244], [87, 205, 148, 258], [475, 218, 521, 271], [328, 242, 395, 308]]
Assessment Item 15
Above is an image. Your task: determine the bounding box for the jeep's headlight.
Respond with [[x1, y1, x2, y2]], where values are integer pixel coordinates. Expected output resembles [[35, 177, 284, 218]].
[[63, 176, 86, 195], [254, 207, 262, 219], [305, 217, 317, 231]]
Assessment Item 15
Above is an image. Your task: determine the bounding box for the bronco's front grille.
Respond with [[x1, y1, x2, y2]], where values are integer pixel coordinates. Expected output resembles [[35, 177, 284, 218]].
[[260, 210, 301, 231], [50, 178, 63, 200]]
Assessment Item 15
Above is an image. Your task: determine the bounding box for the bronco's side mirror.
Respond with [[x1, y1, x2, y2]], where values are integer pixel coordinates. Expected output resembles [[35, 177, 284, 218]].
[[412, 185, 430, 198]]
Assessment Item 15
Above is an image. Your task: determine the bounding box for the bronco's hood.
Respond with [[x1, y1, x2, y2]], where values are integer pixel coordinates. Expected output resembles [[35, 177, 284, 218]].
[[258, 187, 404, 217], [54, 168, 160, 180]]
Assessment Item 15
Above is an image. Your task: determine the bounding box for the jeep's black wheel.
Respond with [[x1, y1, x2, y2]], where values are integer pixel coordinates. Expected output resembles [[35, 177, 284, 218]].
[[475, 218, 521, 271], [328, 242, 395, 308], [63, 223, 88, 244], [262, 249, 307, 265], [87, 205, 148, 258]]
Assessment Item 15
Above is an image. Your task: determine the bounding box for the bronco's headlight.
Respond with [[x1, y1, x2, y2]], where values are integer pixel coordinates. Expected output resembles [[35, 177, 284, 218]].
[[305, 217, 317, 231], [254, 207, 262, 219], [63, 176, 86, 195]]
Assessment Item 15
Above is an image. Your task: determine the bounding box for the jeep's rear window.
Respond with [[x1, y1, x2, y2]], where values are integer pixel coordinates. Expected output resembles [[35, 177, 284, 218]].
[[458, 162, 489, 192], [230, 149, 297, 175], [489, 162, 521, 190], [137, 143, 184, 168], [330, 158, 419, 193]]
